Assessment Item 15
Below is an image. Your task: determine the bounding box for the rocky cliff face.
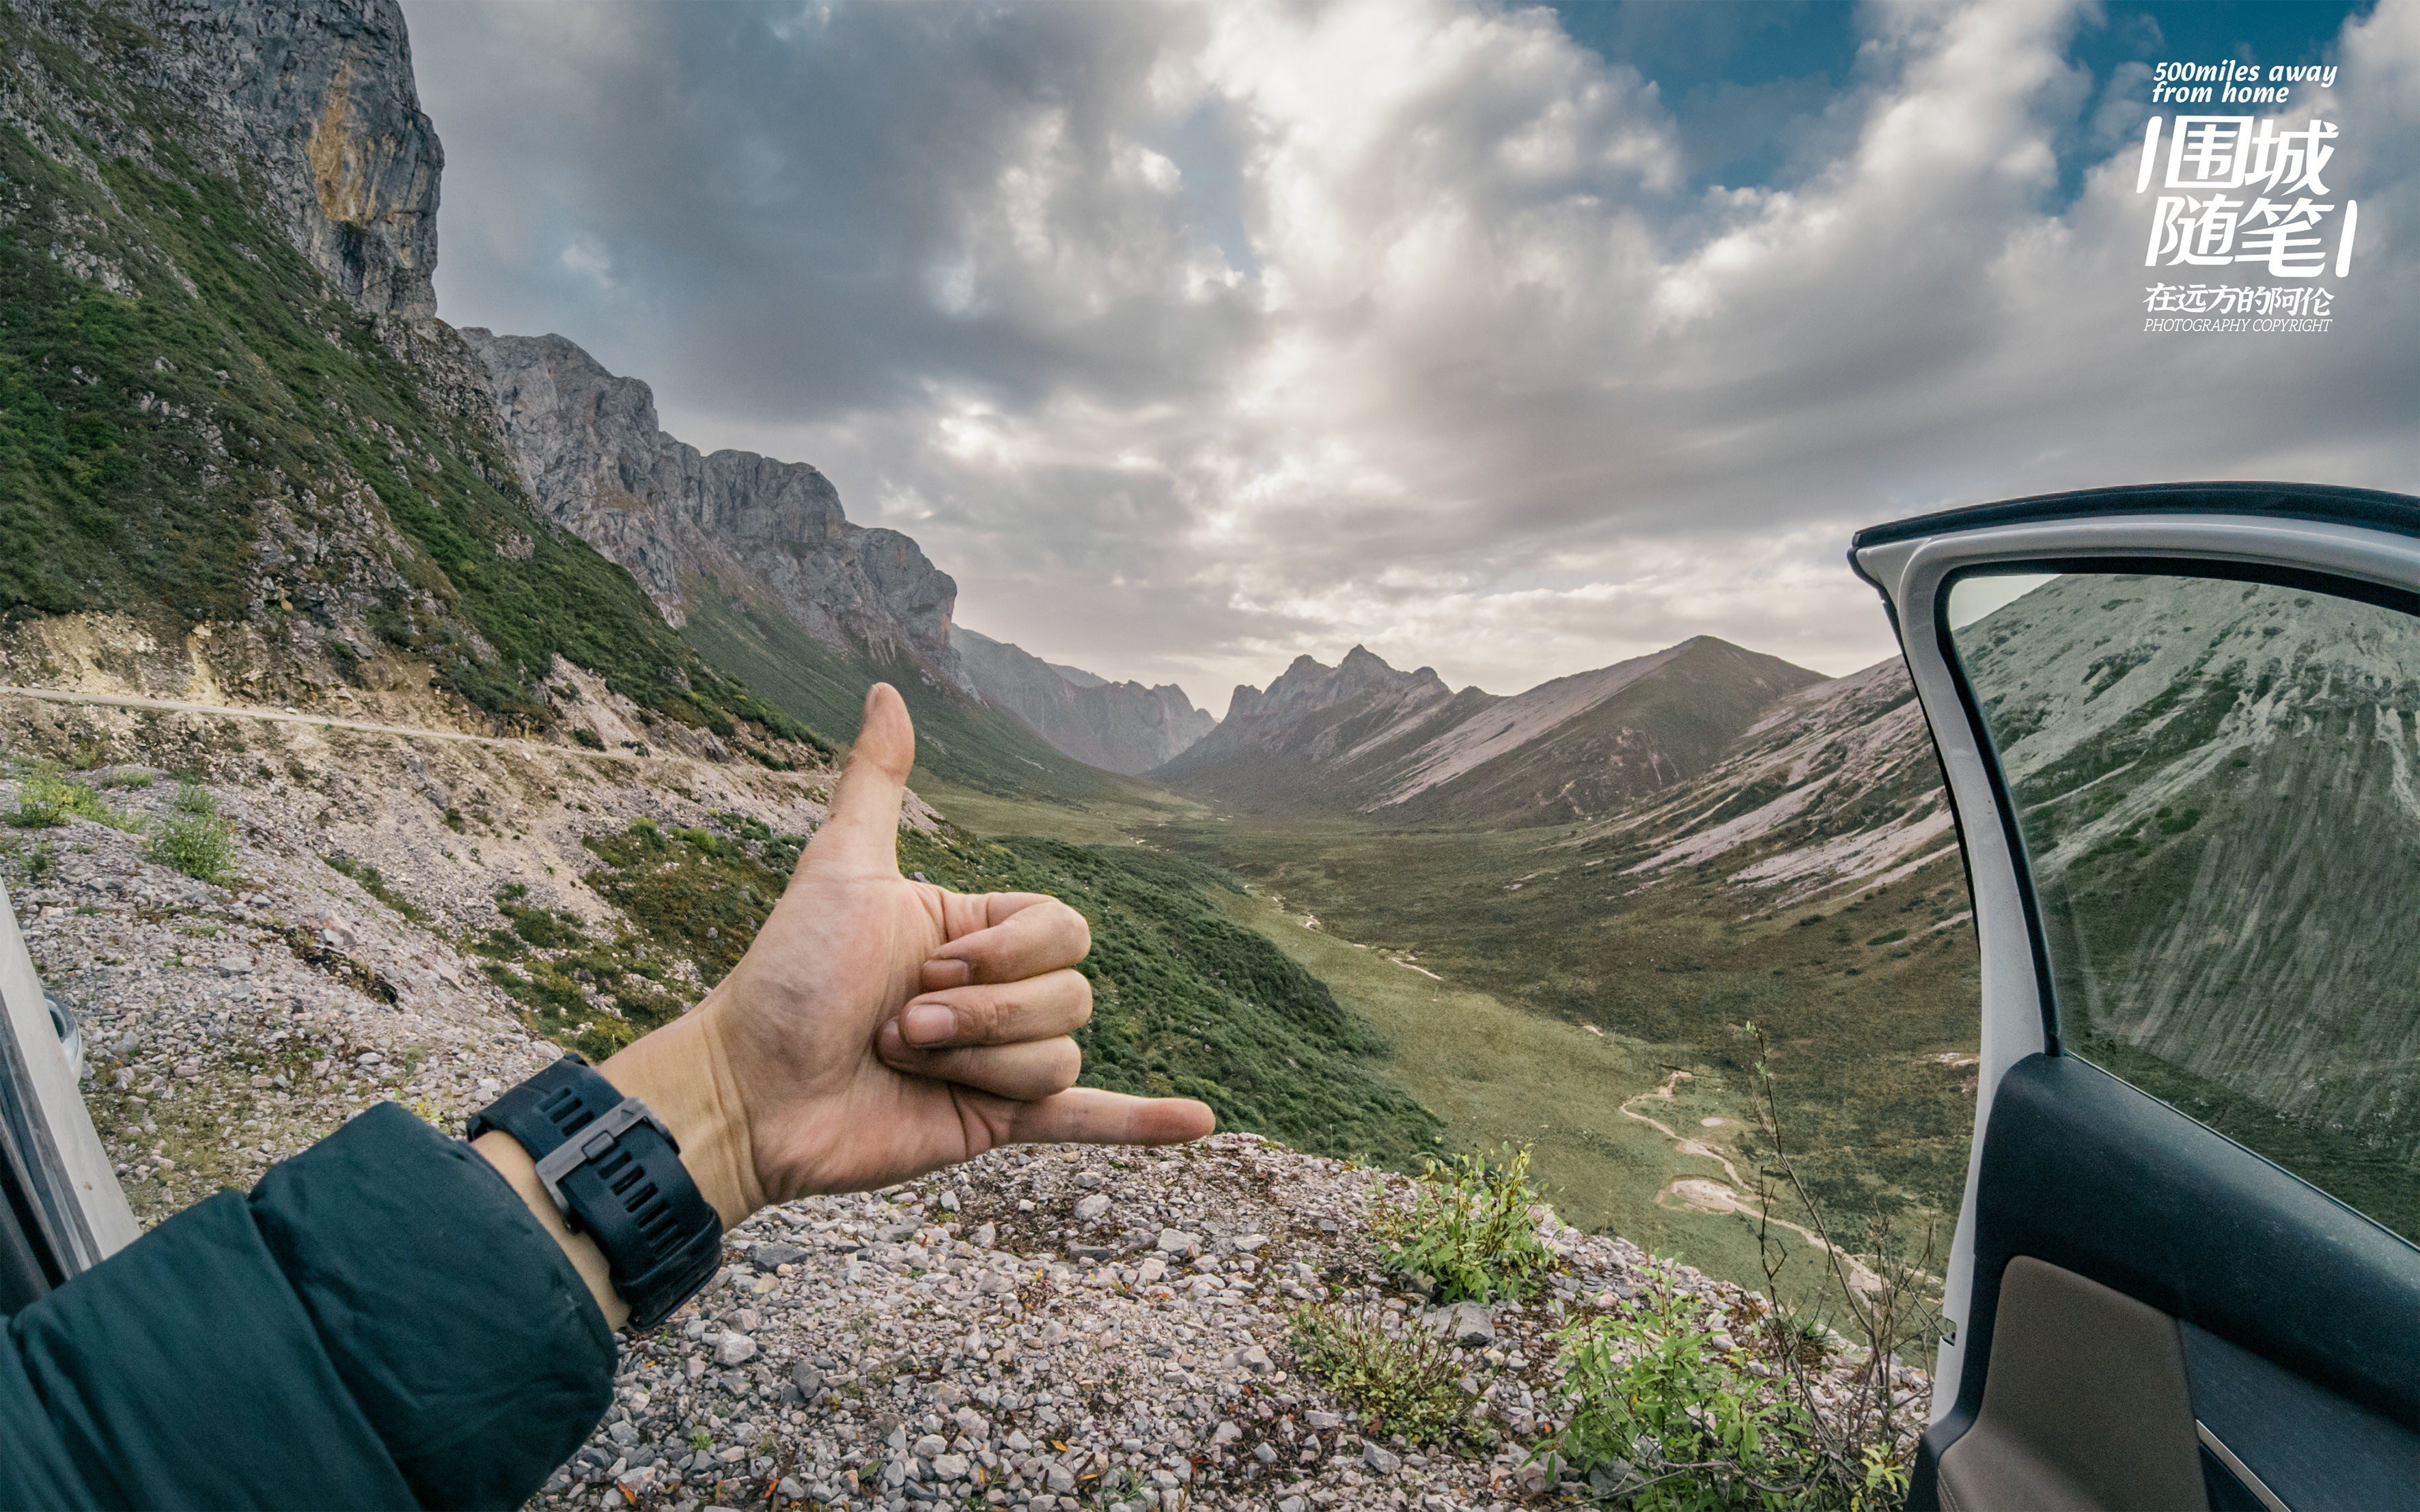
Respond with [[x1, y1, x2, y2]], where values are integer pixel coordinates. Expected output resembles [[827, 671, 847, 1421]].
[[462, 330, 959, 669], [953, 629, 1212, 775], [0, 0, 816, 751], [3, 0, 441, 321]]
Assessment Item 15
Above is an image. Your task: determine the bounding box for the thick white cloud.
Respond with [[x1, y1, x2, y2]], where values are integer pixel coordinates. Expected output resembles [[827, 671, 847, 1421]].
[[406, 0, 2418, 705]]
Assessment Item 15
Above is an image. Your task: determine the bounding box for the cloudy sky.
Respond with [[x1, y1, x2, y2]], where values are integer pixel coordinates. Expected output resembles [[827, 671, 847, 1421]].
[[403, 0, 2417, 711]]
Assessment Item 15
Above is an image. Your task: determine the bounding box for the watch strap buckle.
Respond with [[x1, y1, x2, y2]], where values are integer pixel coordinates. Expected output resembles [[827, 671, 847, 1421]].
[[531, 1095, 676, 1218]]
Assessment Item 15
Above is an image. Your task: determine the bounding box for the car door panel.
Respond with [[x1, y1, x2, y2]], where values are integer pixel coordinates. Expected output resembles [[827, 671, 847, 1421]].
[[1847, 484, 2420, 1512], [1937, 1053, 2420, 1509], [1937, 1253, 2205, 1512]]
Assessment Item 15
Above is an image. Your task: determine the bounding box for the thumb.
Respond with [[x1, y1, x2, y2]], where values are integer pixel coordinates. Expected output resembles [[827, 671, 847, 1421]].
[[814, 683, 915, 871]]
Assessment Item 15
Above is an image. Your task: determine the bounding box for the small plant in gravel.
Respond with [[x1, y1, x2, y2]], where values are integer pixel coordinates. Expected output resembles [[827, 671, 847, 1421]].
[[150, 782, 238, 882], [10, 773, 131, 830], [1369, 1143, 1558, 1303], [1292, 1301, 1492, 1446], [1544, 1258, 1828, 1510], [1736, 1022, 1934, 1509]]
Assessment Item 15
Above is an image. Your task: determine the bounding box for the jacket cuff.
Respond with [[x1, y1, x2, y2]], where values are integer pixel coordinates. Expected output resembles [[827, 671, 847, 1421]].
[[249, 1102, 618, 1509]]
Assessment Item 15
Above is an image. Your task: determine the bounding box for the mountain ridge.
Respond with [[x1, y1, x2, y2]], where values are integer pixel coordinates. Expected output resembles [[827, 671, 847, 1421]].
[[0, 0, 822, 758], [1154, 637, 1826, 827], [951, 628, 1212, 776]]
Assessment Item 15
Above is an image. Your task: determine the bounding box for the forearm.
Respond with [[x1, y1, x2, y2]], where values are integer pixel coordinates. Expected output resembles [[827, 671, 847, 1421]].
[[473, 1008, 763, 1330]]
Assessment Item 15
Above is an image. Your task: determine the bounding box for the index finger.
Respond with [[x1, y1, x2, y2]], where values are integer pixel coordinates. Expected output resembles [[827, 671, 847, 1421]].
[[923, 894, 1090, 989], [1000, 1088, 1215, 1148]]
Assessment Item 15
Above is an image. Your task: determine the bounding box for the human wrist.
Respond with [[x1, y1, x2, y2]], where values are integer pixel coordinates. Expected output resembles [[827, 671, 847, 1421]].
[[597, 1007, 764, 1229], [473, 1126, 630, 1330]]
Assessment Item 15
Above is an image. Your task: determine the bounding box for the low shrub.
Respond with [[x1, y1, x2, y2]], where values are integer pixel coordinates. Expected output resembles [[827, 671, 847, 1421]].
[[1290, 1303, 1491, 1447], [150, 782, 236, 882], [1546, 1260, 1833, 1510], [1369, 1144, 1558, 1304], [9, 774, 132, 830]]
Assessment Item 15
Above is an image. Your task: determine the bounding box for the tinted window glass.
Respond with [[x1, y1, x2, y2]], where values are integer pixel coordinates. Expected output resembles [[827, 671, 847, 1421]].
[[1947, 571, 2420, 1240]]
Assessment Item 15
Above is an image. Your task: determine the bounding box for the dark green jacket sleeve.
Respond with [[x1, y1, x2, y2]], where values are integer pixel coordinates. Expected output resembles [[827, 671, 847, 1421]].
[[0, 1102, 617, 1510]]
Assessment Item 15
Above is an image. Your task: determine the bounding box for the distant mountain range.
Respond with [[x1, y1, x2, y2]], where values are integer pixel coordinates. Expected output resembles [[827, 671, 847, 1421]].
[[1151, 637, 1826, 827], [953, 630, 1213, 775]]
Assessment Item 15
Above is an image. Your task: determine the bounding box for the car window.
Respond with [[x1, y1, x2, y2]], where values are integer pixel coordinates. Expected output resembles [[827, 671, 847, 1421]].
[[1945, 570, 2420, 1242]]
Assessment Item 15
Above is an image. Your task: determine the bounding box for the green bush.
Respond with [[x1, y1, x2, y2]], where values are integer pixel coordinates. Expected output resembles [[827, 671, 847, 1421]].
[[150, 782, 236, 881], [571, 727, 606, 751], [1369, 1145, 1558, 1304], [1290, 1303, 1491, 1447], [8, 774, 130, 830], [1546, 1261, 1827, 1511]]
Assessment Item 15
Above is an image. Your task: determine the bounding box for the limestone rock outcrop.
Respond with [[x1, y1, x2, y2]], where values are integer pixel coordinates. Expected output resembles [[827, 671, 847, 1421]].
[[461, 330, 957, 667], [2, 0, 443, 320], [954, 629, 1212, 775]]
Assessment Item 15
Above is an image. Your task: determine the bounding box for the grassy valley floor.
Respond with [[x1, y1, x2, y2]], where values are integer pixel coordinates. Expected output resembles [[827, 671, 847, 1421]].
[[918, 779, 1985, 1311]]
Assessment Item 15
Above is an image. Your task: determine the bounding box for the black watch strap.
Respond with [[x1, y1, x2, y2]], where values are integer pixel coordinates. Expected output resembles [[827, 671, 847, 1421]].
[[468, 1055, 723, 1330]]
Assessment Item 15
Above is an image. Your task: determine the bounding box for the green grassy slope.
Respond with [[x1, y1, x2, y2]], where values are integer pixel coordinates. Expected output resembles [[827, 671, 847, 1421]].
[[683, 587, 1126, 801], [1391, 638, 1826, 826], [0, 15, 813, 746]]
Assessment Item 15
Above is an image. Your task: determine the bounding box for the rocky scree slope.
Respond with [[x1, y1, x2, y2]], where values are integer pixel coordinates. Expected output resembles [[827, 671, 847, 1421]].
[[1156, 639, 1823, 827], [1579, 656, 1952, 907], [952, 628, 1212, 776], [0, 0, 818, 753], [0, 696, 1925, 1512], [1947, 572, 2420, 1231]]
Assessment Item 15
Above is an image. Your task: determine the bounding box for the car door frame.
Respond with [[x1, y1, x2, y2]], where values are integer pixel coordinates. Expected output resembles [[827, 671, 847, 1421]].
[[1848, 481, 2420, 1498], [0, 877, 137, 1310]]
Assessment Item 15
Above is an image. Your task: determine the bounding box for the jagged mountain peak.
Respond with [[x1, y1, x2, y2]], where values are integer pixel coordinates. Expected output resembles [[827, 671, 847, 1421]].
[[1159, 634, 1822, 824], [462, 328, 955, 665]]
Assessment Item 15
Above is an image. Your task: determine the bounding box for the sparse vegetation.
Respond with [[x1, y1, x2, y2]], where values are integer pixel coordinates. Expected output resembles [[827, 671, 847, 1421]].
[[1370, 1145, 1558, 1304], [1546, 1258, 1835, 1511], [322, 854, 428, 923], [149, 782, 236, 882], [1290, 1302, 1493, 1447], [8, 772, 133, 830]]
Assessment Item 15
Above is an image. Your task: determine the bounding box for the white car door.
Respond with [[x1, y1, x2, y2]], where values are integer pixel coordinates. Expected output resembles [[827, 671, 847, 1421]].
[[1853, 483, 2420, 1511]]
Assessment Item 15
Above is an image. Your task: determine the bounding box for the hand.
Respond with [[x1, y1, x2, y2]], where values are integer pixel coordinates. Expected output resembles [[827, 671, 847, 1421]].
[[599, 683, 1214, 1224]]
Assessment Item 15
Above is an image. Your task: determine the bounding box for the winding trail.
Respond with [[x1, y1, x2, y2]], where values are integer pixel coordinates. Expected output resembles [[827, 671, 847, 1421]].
[[1619, 1070, 1886, 1295], [0, 684, 824, 784]]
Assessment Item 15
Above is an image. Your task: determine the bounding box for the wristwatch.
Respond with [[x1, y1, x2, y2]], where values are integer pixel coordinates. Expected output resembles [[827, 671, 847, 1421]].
[[468, 1054, 724, 1329]]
